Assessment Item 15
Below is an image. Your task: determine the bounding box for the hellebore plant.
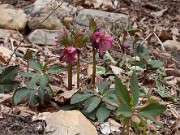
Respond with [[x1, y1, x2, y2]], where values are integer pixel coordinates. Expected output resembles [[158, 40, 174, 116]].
[[56, 28, 88, 90], [90, 19, 114, 86], [60, 45, 79, 90]]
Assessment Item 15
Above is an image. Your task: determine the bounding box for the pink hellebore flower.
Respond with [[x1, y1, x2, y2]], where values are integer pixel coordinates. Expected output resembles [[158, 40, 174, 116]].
[[91, 30, 114, 58], [60, 45, 79, 64]]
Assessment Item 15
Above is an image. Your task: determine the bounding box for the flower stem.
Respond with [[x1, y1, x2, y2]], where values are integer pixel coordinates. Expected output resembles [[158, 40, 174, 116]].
[[68, 62, 72, 90], [126, 119, 130, 135], [90, 46, 96, 87], [77, 54, 80, 89]]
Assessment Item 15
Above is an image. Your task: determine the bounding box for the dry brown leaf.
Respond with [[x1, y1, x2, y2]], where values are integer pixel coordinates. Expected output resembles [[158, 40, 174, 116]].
[[0, 93, 12, 104]]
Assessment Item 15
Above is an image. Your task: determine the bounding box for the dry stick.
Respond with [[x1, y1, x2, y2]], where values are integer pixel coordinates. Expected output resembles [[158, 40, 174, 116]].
[[153, 32, 166, 51], [5, 1, 65, 67]]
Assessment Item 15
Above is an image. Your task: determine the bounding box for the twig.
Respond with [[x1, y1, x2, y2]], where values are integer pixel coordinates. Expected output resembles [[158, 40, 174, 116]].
[[153, 32, 166, 51], [140, 32, 153, 45], [5, 1, 65, 67]]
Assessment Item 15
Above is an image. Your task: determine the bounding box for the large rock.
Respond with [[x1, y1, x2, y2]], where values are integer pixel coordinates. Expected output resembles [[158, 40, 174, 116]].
[[24, 1, 77, 18], [45, 110, 98, 135], [28, 29, 58, 45], [0, 4, 28, 31], [163, 40, 180, 52], [75, 9, 128, 27], [28, 14, 64, 30]]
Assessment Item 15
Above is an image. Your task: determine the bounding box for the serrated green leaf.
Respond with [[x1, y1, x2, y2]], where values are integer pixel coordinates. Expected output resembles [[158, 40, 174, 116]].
[[13, 87, 36, 106], [47, 66, 67, 74], [96, 81, 111, 94], [29, 60, 42, 72], [96, 104, 111, 123], [39, 74, 48, 87], [70, 93, 95, 104], [130, 72, 139, 106], [0, 65, 19, 82], [85, 96, 101, 113], [20, 72, 38, 77], [118, 103, 132, 117], [114, 77, 130, 105], [89, 18, 96, 32], [138, 103, 166, 117]]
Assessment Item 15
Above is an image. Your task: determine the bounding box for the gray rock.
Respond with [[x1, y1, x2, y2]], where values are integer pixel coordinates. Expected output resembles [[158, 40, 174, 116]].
[[28, 29, 58, 45], [163, 40, 180, 52], [0, 4, 28, 31], [28, 14, 64, 30], [75, 9, 128, 27], [24, 0, 77, 18]]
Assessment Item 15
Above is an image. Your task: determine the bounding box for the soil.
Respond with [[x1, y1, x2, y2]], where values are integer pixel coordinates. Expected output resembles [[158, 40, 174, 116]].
[[0, 113, 45, 135]]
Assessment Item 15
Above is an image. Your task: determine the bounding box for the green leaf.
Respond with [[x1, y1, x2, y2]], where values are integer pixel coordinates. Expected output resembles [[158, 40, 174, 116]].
[[47, 66, 67, 74], [114, 77, 130, 105], [96, 104, 111, 123], [118, 103, 132, 117], [28, 93, 37, 107], [38, 87, 45, 104], [156, 81, 167, 98], [130, 72, 139, 106], [85, 96, 101, 113], [29, 60, 42, 73], [27, 77, 40, 88], [96, 81, 111, 94], [105, 51, 117, 65], [138, 103, 166, 117], [89, 18, 96, 32], [39, 74, 48, 87], [96, 66, 106, 75], [13, 87, 37, 106], [79, 89, 96, 94], [70, 93, 95, 104], [0, 66, 19, 92], [147, 60, 163, 69], [0, 66, 5, 74], [0, 65, 19, 82], [137, 113, 163, 127], [0, 81, 19, 93], [20, 72, 38, 78], [45, 86, 52, 96]]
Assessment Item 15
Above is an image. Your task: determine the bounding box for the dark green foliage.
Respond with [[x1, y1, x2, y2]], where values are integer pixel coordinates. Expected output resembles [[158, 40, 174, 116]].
[[115, 74, 166, 133], [0, 65, 19, 93], [70, 81, 118, 123], [13, 60, 66, 106]]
